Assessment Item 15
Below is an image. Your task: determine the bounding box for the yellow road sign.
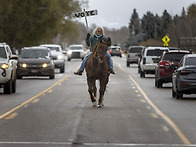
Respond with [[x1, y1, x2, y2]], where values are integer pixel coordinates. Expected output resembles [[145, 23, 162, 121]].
[[162, 35, 170, 46]]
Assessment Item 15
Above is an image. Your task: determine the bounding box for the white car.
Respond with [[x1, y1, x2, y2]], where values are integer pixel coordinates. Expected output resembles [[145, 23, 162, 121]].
[[40, 44, 65, 73], [67, 44, 85, 61], [0, 43, 18, 94], [139, 46, 169, 78]]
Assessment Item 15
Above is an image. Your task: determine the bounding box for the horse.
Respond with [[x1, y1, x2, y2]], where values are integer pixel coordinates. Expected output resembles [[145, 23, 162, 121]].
[[85, 39, 110, 108]]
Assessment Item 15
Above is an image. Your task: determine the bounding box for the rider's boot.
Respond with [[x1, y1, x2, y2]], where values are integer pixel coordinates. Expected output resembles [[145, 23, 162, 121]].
[[109, 68, 115, 74], [74, 70, 83, 75]]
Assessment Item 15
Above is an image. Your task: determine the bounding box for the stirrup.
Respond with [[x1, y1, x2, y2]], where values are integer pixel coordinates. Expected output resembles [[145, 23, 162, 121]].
[[74, 70, 83, 75]]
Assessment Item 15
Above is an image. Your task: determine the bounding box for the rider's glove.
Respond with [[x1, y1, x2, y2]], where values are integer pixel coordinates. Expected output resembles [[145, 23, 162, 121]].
[[86, 33, 90, 40], [108, 37, 111, 46]]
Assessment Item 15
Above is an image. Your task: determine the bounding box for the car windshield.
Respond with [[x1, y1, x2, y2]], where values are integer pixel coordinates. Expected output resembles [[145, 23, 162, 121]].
[[147, 49, 167, 56], [111, 47, 120, 50], [69, 46, 83, 50], [47, 47, 60, 52], [21, 49, 50, 59], [185, 57, 196, 66], [0, 47, 7, 58], [129, 47, 143, 53], [163, 53, 188, 61]]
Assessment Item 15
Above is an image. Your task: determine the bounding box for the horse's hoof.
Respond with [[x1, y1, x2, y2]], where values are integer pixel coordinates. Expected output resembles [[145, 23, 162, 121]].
[[97, 104, 103, 108], [92, 102, 97, 107]]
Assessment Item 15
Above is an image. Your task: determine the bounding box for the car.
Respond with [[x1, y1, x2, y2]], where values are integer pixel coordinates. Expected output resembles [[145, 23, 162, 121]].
[[17, 46, 55, 79], [0, 43, 18, 94], [126, 46, 144, 66], [168, 47, 180, 51], [108, 46, 122, 57], [40, 44, 65, 73], [172, 54, 196, 99], [155, 50, 192, 88], [139, 46, 169, 78], [67, 44, 85, 61]]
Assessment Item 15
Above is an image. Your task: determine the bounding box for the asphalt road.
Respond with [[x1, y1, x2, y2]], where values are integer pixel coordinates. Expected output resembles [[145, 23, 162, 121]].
[[0, 55, 196, 147]]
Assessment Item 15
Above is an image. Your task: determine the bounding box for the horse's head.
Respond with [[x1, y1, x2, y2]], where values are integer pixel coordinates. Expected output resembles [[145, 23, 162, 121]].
[[93, 39, 110, 63]]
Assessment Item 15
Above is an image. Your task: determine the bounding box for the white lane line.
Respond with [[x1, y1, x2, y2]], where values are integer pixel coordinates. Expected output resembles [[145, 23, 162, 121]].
[[128, 75, 191, 144], [0, 142, 195, 146]]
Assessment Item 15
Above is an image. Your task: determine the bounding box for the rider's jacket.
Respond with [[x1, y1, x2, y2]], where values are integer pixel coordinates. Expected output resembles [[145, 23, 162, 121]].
[[86, 35, 111, 52]]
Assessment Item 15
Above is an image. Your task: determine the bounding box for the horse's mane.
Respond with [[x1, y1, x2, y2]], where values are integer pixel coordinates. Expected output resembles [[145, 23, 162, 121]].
[[92, 39, 108, 55]]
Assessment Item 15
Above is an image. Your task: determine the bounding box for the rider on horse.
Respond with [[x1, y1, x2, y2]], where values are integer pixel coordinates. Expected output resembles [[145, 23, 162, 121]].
[[74, 26, 115, 75]]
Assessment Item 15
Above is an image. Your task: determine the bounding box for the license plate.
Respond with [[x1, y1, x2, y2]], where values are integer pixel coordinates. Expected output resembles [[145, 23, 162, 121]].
[[31, 69, 38, 73]]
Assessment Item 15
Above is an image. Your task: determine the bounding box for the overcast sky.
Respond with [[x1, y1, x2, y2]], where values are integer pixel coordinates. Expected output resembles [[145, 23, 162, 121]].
[[77, 0, 196, 29]]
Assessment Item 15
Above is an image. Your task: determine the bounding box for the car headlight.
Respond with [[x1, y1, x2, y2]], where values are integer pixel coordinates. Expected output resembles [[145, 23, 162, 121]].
[[67, 50, 72, 55], [42, 63, 48, 68], [57, 55, 63, 60], [1, 64, 9, 69], [22, 63, 27, 68]]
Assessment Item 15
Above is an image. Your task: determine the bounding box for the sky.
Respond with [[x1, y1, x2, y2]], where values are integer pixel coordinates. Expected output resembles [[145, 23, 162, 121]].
[[77, 0, 196, 29]]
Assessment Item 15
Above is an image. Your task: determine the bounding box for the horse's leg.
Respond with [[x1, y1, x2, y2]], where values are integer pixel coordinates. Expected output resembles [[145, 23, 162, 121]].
[[87, 78, 97, 107], [92, 81, 97, 98], [97, 79, 106, 108]]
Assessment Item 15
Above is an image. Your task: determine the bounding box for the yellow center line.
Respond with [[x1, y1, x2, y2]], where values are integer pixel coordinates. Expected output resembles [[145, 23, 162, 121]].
[[0, 75, 70, 120], [128, 75, 191, 144], [5, 113, 18, 120]]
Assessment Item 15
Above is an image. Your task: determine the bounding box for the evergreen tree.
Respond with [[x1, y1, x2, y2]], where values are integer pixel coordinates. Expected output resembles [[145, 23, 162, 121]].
[[161, 10, 172, 36]]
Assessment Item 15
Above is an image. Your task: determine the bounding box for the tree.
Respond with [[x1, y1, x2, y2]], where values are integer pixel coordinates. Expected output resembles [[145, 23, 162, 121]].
[[161, 10, 172, 36], [187, 4, 196, 36], [129, 9, 140, 35], [0, 0, 81, 49]]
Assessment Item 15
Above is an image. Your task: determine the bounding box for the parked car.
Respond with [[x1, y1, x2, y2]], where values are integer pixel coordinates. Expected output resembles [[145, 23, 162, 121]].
[[67, 44, 85, 61], [155, 50, 192, 88], [126, 46, 144, 66], [108, 46, 122, 57], [17, 46, 55, 79], [0, 43, 18, 94], [172, 54, 196, 99], [139, 46, 169, 78], [40, 44, 65, 73]]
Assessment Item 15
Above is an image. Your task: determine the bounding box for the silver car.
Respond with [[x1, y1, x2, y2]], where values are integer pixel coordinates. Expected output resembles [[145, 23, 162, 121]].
[[126, 46, 144, 66], [40, 44, 65, 73], [67, 44, 85, 61], [0, 43, 18, 94]]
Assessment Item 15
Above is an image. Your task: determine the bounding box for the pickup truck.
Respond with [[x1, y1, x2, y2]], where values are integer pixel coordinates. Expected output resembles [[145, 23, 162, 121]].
[[0, 43, 18, 94]]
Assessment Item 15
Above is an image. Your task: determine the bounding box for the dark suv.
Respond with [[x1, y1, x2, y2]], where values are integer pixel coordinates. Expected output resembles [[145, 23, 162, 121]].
[[155, 50, 192, 88]]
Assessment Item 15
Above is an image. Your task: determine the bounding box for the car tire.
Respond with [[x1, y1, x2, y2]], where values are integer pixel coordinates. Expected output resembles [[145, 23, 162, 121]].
[[157, 80, 163, 88], [68, 58, 71, 61], [172, 87, 176, 98], [155, 79, 158, 87], [12, 77, 16, 93], [175, 90, 183, 99], [60, 65, 65, 73], [17, 75, 22, 79], [140, 71, 145, 78], [4, 79, 12, 94], [49, 74, 55, 79], [138, 67, 141, 73]]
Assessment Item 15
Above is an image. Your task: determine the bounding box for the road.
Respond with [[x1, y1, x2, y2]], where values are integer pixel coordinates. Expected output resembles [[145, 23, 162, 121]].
[[0, 55, 196, 147]]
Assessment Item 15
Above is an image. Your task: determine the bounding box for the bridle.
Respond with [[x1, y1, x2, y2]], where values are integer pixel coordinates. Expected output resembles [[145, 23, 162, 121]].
[[92, 42, 108, 63]]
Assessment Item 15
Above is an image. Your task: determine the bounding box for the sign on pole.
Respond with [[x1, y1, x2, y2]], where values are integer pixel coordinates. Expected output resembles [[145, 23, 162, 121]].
[[74, 10, 98, 18], [162, 35, 170, 47], [74, 9, 98, 32]]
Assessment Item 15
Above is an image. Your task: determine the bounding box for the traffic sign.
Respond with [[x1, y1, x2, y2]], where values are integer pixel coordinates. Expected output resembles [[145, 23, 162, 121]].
[[74, 10, 98, 18], [162, 35, 170, 47]]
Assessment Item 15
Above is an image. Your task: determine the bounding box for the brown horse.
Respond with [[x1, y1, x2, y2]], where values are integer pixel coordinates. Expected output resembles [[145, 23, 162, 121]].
[[85, 39, 110, 108]]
